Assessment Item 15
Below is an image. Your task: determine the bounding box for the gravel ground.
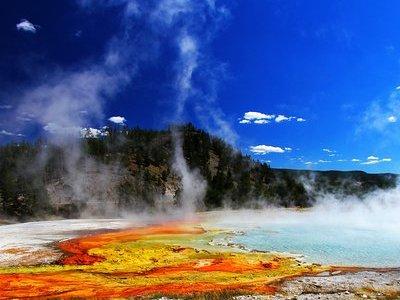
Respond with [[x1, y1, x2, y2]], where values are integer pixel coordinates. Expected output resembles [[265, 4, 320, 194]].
[[234, 270, 400, 300], [233, 270, 400, 300]]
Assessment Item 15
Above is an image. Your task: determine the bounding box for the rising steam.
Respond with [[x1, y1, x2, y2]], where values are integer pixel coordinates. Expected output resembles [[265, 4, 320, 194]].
[[2, 0, 232, 217], [211, 183, 400, 233], [170, 33, 206, 214], [171, 130, 206, 213]]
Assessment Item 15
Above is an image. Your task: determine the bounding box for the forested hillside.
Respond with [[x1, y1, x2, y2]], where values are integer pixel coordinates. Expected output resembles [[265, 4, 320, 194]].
[[0, 124, 397, 220]]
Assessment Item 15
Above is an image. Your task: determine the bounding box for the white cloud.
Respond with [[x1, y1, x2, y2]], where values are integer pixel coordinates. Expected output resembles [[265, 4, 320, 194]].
[[239, 111, 305, 125], [284, 147, 292, 151], [0, 105, 12, 109], [337, 159, 347, 162], [318, 159, 331, 163], [351, 158, 361, 162], [243, 111, 275, 121], [275, 114, 291, 122], [254, 119, 270, 124], [108, 116, 126, 124], [305, 161, 317, 165], [367, 155, 379, 160], [249, 145, 286, 155], [16, 19, 38, 33], [388, 115, 397, 123]]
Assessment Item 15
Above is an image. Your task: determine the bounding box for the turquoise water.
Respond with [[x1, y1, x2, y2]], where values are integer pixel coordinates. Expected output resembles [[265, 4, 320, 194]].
[[232, 223, 400, 267], [207, 206, 400, 267]]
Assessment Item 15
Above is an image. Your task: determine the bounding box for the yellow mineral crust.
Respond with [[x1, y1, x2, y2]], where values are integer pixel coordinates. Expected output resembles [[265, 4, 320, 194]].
[[0, 222, 327, 298]]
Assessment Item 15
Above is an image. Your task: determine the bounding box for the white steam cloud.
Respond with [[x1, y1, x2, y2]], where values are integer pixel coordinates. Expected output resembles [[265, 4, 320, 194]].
[[211, 184, 400, 234], [4, 0, 235, 217]]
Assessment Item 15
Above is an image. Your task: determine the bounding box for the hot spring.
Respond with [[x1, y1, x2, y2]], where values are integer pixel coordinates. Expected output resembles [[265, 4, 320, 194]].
[[205, 189, 400, 268]]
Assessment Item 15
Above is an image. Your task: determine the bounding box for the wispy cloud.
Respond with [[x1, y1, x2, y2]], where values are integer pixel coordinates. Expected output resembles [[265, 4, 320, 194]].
[[318, 159, 331, 163], [303, 159, 331, 166], [322, 148, 335, 153], [17, 67, 125, 142], [345, 155, 393, 165], [43, 122, 81, 135], [0, 105, 12, 109], [303, 156, 387, 165], [239, 111, 306, 125], [16, 19, 38, 33], [359, 87, 400, 136], [0, 130, 14, 136], [150, 0, 237, 144], [361, 158, 391, 165], [0, 129, 24, 137], [7, 1, 236, 147], [17, 116, 32, 122]]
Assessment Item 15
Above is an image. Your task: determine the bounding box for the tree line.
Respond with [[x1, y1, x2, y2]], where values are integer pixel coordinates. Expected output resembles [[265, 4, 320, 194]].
[[0, 124, 396, 221]]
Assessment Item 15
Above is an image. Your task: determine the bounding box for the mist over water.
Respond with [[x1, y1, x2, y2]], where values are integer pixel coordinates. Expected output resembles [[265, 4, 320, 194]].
[[206, 186, 400, 267]]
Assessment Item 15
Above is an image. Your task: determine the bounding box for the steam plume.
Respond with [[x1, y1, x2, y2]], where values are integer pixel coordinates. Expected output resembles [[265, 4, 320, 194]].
[[2, 0, 234, 217]]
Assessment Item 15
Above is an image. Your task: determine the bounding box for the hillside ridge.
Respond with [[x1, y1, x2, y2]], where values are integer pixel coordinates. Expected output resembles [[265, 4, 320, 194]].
[[0, 124, 397, 220]]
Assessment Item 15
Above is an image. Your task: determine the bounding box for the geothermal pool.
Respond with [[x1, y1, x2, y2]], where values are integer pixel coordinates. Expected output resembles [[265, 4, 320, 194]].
[[1, 207, 400, 298], [206, 209, 400, 268], [233, 224, 400, 267]]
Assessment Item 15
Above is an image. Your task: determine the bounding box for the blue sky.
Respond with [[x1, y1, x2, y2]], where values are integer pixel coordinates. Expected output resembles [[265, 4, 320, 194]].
[[1, 0, 400, 173]]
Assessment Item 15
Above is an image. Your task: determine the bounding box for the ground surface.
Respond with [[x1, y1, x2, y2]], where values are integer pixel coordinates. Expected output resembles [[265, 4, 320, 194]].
[[0, 218, 399, 299]]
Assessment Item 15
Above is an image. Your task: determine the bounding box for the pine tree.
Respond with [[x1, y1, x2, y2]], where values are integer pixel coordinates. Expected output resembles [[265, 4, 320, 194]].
[[0, 191, 4, 215]]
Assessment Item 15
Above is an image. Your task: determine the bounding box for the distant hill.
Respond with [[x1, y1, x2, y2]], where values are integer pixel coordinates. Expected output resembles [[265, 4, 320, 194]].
[[0, 124, 397, 220]]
